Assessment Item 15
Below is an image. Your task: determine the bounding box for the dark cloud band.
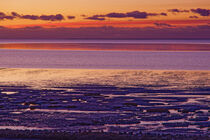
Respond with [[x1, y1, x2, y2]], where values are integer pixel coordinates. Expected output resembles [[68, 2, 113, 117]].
[[154, 23, 176, 28], [0, 12, 65, 21], [191, 8, 210, 16], [85, 11, 167, 21], [0, 25, 209, 39], [168, 9, 190, 13]]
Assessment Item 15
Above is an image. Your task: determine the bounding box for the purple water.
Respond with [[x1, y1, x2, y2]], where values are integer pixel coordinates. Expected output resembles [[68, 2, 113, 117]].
[[0, 49, 210, 70]]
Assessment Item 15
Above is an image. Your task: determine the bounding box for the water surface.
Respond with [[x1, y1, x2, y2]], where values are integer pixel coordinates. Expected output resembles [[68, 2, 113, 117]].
[[0, 49, 210, 70]]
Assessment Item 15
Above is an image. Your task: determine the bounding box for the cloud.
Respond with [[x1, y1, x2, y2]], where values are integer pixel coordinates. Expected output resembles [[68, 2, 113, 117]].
[[148, 12, 167, 16], [160, 13, 168, 16], [0, 25, 209, 39], [189, 16, 198, 19], [191, 8, 210, 16], [125, 11, 167, 18], [86, 11, 167, 20], [11, 12, 20, 17], [106, 12, 127, 18], [0, 12, 15, 20], [0, 12, 65, 21], [67, 16, 75, 19], [85, 15, 106, 21], [154, 23, 175, 28], [23, 26, 43, 29], [126, 11, 148, 18], [21, 15, 39, 20], [21, 14, 65, 21], [41, 14, 64, 21], [168, 9, 190, 13]]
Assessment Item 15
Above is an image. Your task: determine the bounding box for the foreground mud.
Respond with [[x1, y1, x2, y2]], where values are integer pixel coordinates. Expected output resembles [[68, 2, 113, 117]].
[[0, 69, 209, 139]]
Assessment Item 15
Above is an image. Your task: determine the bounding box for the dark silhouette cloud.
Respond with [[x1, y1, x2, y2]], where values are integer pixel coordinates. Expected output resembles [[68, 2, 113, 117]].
[[86, 11, 167, 20], [85, 15, 106, 21], [23, 26, 43, 29], [148, 12, 167, 17], [189, 16, 198, 19], [191, 8, 210, 16], [126, 11, 167, 18], [21, 15, 39, 20], [11, 12, 20, 17], [0, 25, 209, 39], [154, 23, 175, 28], [0, 12, 15, 20], [106, 12, 127, 18], [0, 12, 65, 21], [39, 14, 64, 21], [126, 11, 148, 18], [67, 16, 75, 19], [160, 13, 168, 16], [168, 9, 189, 13]]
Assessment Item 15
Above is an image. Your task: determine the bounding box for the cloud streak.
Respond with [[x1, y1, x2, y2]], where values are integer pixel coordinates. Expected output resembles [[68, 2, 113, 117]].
[[86, 11, 167, 20], [154, 23, 176, 28], [0, 12, 65, 21], [20, 14, 65, 21], [85, 15, 106, 21], [168, 9, 190, 13], [189, 16, 198, 19]]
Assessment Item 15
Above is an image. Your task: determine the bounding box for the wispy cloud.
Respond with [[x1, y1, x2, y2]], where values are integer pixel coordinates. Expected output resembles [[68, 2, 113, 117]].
[[189, 16, 199, 19], [168, 9, 190, 13], [154, 23, 176, 28]]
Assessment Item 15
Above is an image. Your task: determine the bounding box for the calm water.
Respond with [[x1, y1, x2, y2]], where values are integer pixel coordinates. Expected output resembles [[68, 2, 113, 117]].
[[0, 49, 210, 70], [0, 39, 210, 44]]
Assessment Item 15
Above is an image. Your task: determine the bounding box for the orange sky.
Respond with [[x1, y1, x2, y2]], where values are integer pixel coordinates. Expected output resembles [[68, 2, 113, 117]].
[[0, 0, 210, 28]]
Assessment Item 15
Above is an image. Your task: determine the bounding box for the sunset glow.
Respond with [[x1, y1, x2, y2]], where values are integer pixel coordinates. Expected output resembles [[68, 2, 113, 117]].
[[1, 0, 209, 28], [0, 0, 209, 39]]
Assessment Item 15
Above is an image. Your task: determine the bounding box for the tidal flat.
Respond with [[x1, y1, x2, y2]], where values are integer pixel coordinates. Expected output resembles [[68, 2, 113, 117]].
[[0, 68, 209, 139]]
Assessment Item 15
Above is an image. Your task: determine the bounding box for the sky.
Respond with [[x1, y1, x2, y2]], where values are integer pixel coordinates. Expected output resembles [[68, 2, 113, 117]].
[[0, 0, 210, 39]]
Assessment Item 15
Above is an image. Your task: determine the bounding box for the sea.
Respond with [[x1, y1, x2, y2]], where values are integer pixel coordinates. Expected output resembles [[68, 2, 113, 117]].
[[0, 39, 210, 70]]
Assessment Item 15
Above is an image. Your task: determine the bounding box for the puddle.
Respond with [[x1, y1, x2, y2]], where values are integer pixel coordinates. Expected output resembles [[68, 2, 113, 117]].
[[1, 91, 17, 95], [10, 111, 23, 114]]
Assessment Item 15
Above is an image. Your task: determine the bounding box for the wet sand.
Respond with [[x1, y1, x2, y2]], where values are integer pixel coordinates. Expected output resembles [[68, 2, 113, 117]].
[[0, 68, 209, 139]]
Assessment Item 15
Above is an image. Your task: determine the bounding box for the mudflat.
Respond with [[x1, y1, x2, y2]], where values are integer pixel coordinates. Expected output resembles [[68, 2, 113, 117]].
[[0, 68, 209, 139]]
